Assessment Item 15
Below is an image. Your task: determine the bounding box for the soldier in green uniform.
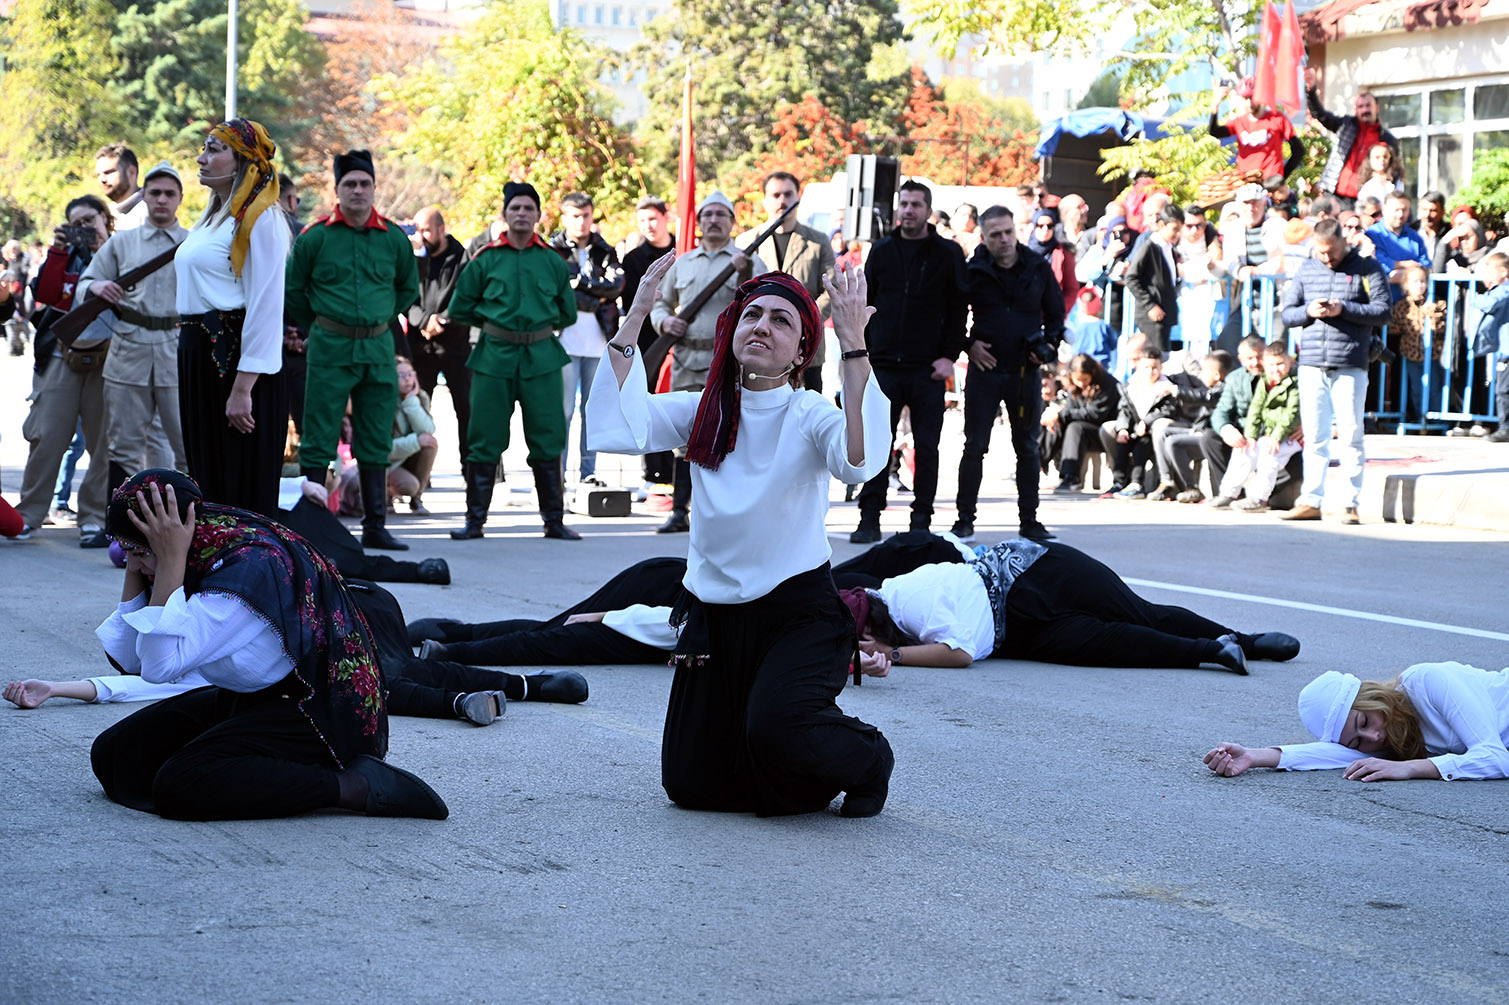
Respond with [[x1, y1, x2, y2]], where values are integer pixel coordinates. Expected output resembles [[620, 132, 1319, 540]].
[[445, 181, 581, 541], [285, 150, 420, 551]]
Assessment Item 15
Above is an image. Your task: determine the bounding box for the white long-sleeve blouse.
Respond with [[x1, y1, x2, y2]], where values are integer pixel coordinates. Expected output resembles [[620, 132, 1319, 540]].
[[586, 350, 891, 604], [174, 212, 288, 374], [95, 591, 295, 694], [1277, 662, 1509, 780]]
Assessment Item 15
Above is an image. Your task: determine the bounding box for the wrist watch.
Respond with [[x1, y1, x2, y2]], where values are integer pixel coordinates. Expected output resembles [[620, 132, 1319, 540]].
[[609, 341, 635, 358], [891, 648, 902, 665]]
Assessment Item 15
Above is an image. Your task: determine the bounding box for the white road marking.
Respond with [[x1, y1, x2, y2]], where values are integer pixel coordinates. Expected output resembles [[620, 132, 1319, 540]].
[[1124, 578, 1509, 642]]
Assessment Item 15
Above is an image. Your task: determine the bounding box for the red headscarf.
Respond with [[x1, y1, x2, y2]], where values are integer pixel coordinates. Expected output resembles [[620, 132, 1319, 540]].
[[685, 272, 822, 470]]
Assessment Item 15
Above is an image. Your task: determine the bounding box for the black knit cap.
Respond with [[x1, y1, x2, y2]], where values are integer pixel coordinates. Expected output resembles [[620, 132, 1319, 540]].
[[333, 149, 375, 182], [503, 181, 542, 210]]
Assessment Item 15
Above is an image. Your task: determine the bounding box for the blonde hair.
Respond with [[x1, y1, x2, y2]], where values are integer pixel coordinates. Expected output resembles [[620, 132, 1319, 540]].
[[1352, 678, 1426, 759], [196, 153, 252, 230]]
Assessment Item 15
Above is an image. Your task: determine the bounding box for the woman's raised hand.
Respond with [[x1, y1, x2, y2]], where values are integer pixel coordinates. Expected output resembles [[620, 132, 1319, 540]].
[[631, 251, 676, 317], [822, 260, 875, 350], [126, 484, 196, 566]]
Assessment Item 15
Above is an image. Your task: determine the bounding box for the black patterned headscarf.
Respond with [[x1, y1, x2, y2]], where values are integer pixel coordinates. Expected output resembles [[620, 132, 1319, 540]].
[[685, 272, 821, 471], [107, 469, 387, 768]]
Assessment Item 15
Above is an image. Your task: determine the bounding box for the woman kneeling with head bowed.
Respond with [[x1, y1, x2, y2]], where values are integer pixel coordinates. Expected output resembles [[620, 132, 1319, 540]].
[[89, 469, 447, 820], [1205, 663, 1509, 781], [588, 255, 896, 817]]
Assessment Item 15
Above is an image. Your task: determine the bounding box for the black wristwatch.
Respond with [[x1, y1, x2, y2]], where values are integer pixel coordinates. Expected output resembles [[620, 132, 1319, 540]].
[[609, 341, 635, 358]]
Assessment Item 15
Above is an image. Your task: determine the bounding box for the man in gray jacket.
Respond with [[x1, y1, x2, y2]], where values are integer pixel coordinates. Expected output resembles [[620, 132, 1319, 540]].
[[1278, 218, 1390, 523]]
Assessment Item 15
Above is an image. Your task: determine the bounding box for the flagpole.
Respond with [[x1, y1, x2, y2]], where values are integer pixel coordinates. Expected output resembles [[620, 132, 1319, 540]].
[[225, 0, 238, 120]]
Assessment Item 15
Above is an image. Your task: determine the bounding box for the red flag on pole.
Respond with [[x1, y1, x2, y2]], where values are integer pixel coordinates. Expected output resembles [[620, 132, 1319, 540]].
[[1274, 0, 1305, 114], [675, 65, 697, 256], [1252, 1, 1283, 111]]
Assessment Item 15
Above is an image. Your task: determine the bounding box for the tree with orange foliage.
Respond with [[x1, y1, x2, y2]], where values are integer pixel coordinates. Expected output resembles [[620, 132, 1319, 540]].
[[727, 95, 870, 226], [896, 69, 1037, 188]]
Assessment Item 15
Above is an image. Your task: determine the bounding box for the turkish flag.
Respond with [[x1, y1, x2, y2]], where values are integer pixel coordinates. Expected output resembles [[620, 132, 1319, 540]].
[[1252, 2, 1283, 111], [675, 67, 696, 256], [1274, 0, 1305, 115]]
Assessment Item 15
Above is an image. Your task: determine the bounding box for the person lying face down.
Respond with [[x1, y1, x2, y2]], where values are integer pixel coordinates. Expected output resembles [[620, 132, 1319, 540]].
[[845, 539, 1300, 677], [1205, 663, 1509, 781]]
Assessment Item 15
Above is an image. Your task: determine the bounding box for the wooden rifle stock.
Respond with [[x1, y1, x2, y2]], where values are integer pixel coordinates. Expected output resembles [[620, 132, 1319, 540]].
[[51, 243, 180, 348], [640, 202, 800, 381]]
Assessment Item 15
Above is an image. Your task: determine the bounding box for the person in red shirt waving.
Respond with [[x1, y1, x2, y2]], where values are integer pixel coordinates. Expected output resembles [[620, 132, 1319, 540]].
[[1208, 76, 1306, 185]]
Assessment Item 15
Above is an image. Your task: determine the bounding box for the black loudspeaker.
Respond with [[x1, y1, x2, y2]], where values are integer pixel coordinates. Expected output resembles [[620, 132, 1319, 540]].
[[844, 155, 901, 242]]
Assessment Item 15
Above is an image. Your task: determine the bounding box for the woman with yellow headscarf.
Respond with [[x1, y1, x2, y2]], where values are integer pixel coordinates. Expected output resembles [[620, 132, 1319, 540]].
[[174, 118, 290, 515]]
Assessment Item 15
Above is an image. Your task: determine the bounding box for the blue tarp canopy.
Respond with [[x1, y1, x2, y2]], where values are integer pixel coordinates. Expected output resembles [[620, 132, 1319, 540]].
[[1034, 109, 1169, 160]]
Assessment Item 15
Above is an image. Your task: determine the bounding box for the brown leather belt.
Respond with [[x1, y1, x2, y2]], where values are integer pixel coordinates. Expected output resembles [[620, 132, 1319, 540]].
[[481, 323, 552, 345], [679, 337, 715, 351], [115, 306, 180, 330], [315, 314, 389, 339]]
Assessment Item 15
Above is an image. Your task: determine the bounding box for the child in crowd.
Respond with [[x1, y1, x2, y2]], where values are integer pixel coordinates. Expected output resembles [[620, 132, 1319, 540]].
[[388, 355, 438, 514], [1101, 345, 1177, 498], [1470, 252, 1509, 442], [1065, 286, 1117, 371], [1211, 340, 1301, 513], [1390, 263, 1446, 424]]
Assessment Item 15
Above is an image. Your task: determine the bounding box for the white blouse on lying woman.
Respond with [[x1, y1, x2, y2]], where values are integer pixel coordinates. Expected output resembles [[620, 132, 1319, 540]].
[[1278, 662, 1509, 780]]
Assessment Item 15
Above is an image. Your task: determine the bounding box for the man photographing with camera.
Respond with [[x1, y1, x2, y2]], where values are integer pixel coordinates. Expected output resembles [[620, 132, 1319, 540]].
[[951, 205, 1065, 543]]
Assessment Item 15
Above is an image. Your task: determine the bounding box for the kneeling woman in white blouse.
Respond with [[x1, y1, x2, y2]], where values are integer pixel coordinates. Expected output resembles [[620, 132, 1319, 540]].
[[588, 256, 896, 817]]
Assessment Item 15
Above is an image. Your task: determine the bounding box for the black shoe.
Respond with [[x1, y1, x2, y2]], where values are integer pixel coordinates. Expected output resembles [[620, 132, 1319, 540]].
[[849, 517, 881, 544], [523, 670, 589, 704], [1248, 631, 1300, 662], [1488, 428, 1509, 443], [531, 458, 581, 540], [1208, 634, 1249, 675], [657, 511, 690, 534], [362, 526, 410, 551], [416, 558, 450, 585], [418, 639, 447, 661], [456, 691, 505, 726], [359, 467, 408, 550], [950, 519, 975, 541], [840, 740, 894, 818], [1019, 519, 1055, 542], [1053, 480, 1081, 494], [79, 530, 110, 549], [407, 617, 465, 646], [451, 461, 494, 539], [347, 754, 449, 819]]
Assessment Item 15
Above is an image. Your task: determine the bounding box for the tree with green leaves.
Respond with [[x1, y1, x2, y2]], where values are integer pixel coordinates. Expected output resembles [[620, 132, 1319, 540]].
[[108, 0, 324, 149], [383, 0, 645, 239], [632, 0, 911, 179], [1454, 147, 1509, 233]]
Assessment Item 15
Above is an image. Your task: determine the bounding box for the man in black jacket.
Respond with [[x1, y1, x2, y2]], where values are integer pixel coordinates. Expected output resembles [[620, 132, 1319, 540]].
[[550, 191, 624, 485], [851, 180, 968, 542], [409, 206, 473, 469], [953, 206, 1064, 542], [1124, 203, 1184, 352]]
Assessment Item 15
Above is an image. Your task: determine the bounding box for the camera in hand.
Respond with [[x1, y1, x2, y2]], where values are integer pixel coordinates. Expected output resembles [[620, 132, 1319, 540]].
[[1369, 335, 1397, 366], [1025, 333, 1057, 367], [62, 224, 95, 248]]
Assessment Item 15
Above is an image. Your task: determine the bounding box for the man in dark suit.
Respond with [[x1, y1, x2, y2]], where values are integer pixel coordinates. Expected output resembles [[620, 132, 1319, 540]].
[[409, 206, 473, 470], [1124, 203, 1185, 353], [736, 171, 836, 391]]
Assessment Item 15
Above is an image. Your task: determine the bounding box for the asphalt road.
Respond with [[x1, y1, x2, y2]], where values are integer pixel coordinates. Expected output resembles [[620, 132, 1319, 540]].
[[2, 353, 1507, 1003]]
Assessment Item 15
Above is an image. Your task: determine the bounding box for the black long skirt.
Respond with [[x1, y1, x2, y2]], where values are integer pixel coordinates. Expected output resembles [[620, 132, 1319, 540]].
[[662, 565, 892, 817], [178, 310, 286, 515]]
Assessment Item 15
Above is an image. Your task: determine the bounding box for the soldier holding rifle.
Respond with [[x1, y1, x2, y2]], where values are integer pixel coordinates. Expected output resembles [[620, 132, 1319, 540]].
[[648, 191, 767, 533]]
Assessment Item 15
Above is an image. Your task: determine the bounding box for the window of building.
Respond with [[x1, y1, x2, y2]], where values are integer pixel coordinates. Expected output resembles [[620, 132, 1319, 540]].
[[646, 7, 658, 19], [611, 5, 621, 24], [593, 4, 603, 23], [628, 8, 637, 25], [575, 3, 586, 22], [1375, 76, 1509, 200]]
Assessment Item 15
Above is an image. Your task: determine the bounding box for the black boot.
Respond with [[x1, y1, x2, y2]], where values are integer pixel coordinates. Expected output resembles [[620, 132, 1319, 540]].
[[300, 465, 328, 489], [359, 466, 408, 551], [658, 457, 691, 533], [450, 461, 495, 539], [532, 458, 581, 540], [107, 461, 131, 502], [415, 558, 450, 585]]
